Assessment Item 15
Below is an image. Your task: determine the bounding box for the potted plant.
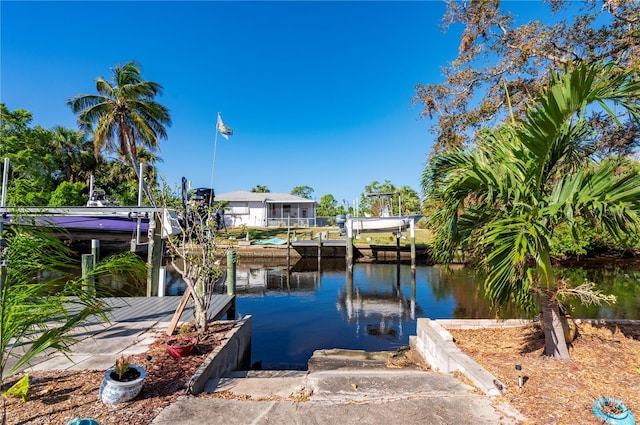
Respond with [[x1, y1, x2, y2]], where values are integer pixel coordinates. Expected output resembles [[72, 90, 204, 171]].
[[166, 323, 197, 359], [99, 355, 146, 404]]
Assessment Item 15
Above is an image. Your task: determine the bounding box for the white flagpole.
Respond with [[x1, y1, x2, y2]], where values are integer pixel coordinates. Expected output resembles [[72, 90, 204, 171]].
[[209, 113, 220, 207]]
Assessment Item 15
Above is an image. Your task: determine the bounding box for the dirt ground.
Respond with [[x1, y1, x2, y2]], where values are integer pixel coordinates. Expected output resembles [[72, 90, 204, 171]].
[[2, 321, 639, 425]]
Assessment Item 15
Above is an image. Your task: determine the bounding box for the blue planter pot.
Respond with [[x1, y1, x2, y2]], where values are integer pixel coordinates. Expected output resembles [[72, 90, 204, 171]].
[[99, 364, 146, 404], [593, 397, 636, 425]]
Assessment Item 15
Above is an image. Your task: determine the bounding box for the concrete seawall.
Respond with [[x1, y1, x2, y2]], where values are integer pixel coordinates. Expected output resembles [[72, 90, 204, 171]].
[[215, 243, 434, 264]]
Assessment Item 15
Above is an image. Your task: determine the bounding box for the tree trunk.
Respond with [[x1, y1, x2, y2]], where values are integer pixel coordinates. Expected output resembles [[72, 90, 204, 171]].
[[540, 292, 571, 359], [123, 133, 156, 207], [538, 249, 571, 360]]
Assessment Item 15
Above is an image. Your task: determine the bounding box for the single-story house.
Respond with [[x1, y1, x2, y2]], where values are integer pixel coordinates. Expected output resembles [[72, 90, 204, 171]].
[[215, 191, 317, 228]]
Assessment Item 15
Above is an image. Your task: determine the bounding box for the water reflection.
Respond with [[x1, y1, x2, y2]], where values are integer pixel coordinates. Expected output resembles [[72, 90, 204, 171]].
[[337, 269, 420, 341], [165, 259, 639, 368]]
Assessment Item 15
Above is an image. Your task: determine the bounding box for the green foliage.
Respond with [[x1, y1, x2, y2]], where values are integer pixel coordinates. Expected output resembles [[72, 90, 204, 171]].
[[549, 221, 592, 257], [290, 185, 313, 199], [2, 374, 29, 402], [0, 224, 147, 390], [423, 62, 640, 358], [251, 185, 270, 193], [48, 181, 88, 206], [67, 61, 170, 205], [359, 180, 396, 216], [6, 179, 52, 206], [317, 194, 338, 217], [113, 354, 130, 380]]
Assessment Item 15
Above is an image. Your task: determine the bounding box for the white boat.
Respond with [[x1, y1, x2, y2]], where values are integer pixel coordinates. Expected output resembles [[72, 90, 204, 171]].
[[347, 216, 419, 233], [342, 192, 422, 234]]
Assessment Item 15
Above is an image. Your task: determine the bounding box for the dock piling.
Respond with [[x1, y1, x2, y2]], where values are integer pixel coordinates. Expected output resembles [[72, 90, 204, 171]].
[[226, 250, 237, 319], [158, 266, 166, 297], [91, 239, 100, 264], [346, 220, 354, 272], [410, 219, 416, 270], [317, 232, 322, 270], [147, 213, 163, 297], [81, 253, 95, 295]]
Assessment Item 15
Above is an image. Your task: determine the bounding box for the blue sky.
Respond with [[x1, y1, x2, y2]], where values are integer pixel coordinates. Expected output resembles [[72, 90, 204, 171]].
[[2, 1, 547, 204]]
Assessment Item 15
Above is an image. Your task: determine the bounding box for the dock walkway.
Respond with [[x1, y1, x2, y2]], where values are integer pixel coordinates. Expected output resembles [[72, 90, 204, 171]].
[[5, 295, 234, 376]]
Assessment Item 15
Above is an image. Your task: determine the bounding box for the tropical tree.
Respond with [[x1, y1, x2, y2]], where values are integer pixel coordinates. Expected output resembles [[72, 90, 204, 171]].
[[291, 185, 313, 199], [359, 180, 397, 216], [317, 194, 339, 217], [156, 184, 222, 333], [50, 126, 96, 185], [396, 185, 421, 215], [251, 185, 270, 193], [414, 0, 640, 154], [48, 181, 87, 206], [0, 105, 59, 205], [67, 61, 171, 204], [422, 62, 640, 359]]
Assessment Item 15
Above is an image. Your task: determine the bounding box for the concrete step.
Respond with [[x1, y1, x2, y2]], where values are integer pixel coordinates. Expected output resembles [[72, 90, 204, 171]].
[[205, 370, 309, 399], [307, 369, 471, 402], [307, 347, 416, 371], [205, 367, 472, 404]]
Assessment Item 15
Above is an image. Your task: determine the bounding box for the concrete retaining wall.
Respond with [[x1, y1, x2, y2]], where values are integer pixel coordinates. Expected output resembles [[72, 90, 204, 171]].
[[188, 316, 252, 394], [412, 318, 513, 396]]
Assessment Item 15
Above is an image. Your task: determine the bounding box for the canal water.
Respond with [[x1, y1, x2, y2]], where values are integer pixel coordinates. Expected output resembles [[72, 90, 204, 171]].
[[166, 259, 640, 369]]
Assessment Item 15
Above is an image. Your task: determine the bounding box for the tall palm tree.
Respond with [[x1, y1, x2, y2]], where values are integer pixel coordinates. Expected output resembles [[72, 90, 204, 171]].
[[66, 61, 171, 204], [423, 62, 640, 359]]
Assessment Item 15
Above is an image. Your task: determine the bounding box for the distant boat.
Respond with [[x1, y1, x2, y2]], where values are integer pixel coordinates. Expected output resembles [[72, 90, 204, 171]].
[[0, 206, 181, 240], [344, 192, 422, 234], [348, 216, 419, 233], [87, 189, 116, 207]]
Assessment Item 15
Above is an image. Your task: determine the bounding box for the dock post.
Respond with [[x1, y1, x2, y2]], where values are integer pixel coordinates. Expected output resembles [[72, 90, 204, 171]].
[[410, 218, 416, 271], [226, 250, 237, 320], [81, 253, 95, 296], [410, 270, 416, 320], [286, 215, 291, 271], [91, 239, 100, 264], [226, 250, 236, 296], [396, 233, 401, 265], [146, 213, 163, 297], [317, 232, 322, 271], [158, 266, 166, 297], [346, 219, 353, 272]]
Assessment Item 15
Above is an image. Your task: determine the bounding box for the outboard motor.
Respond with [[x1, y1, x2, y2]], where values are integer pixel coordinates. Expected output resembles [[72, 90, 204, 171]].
[[336, 214, 347, 236]]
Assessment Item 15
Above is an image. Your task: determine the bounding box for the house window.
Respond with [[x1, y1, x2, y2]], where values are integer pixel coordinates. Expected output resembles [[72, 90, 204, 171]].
[[283, 205, 291, 216], [301, 209, 307, 218]]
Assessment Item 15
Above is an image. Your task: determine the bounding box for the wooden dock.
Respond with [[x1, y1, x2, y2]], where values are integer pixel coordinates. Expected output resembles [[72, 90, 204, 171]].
[[5, 294, 235, 376], [100, 295, 235, 323]]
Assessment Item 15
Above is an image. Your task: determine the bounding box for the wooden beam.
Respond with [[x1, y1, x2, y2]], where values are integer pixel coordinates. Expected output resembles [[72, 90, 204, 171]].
[[166, 286, 192, 336]]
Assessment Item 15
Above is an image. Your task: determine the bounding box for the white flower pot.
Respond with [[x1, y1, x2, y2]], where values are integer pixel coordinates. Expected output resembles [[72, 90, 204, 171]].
[[99, 364, 146, 404]]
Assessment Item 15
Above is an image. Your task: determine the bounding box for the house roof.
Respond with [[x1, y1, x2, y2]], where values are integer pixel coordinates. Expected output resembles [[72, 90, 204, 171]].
[[216, 191, 316, 205]]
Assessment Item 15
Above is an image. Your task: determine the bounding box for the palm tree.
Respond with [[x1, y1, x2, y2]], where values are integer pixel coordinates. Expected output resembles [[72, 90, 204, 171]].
[[50, 126, 96, 184], [422, 62, 640, 359], [251, 185, 270, 193], [66, 61, 171, 204]]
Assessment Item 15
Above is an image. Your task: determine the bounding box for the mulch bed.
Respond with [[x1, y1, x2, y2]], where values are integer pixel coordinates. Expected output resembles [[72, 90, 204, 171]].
[[449, 322, 640, 425], [2, 322, 234, 425]]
